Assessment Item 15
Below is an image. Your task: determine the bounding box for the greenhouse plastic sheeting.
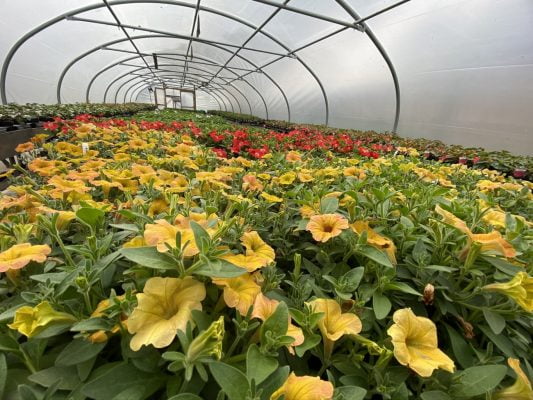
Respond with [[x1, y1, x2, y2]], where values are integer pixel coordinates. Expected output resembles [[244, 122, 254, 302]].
[[0, 0, 532, 155]]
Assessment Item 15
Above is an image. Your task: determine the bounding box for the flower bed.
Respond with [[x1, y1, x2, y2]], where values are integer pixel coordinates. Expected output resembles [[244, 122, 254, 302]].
[[0, 103, 156, 127], [0, 115, 532, 399], [208, 110, 533, 178]]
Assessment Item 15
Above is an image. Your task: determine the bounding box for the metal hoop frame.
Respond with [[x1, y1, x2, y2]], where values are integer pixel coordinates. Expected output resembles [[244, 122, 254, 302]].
[[0, 0, 410, 131]]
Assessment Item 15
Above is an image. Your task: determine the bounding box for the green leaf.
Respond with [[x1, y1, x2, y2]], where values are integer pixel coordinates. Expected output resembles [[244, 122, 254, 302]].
[[190, 220, 211, 253], [482, 308, 506, 335], [76, 207, 105, 229], [70, 318, 114, 332], [334, 386, 366, 400], [261, 302, 289, 344], [372, 292, 391, 320], [109, 223, 139, 232], [443, 323, 475, 369], [110, 386, 146, 400], [343, 267, 364, 290], [478, 325, 516, 357], [168, 395, 203, 400], [0, 333, 20, 352], [483, 256, 522, 275], [120, 246, 176, 270], [56, 339, 106, 366], [295, 333, 321, 357], [384, 282, 422, 296], [81, 362, 165, 400], [420, 391, 451, 400], [451, 365, 507, 397], [246, 344, 278, 385], [193, 258, 247, 278], [28, 366, 80, 390], [320, 197, 339, 214], [358, 245, 393, 268], [257, 366, 290, 400], [0, 354, 6, 399], [209, 362, 250, 400]]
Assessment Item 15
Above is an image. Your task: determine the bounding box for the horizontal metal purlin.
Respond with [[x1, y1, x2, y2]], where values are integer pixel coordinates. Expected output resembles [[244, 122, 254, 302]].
[[129, 69, 236, 81], [68, 16, 291, 58], [104, 48, 260, 72], [119, 63, 237, 79], [251, 0, 357, 28]]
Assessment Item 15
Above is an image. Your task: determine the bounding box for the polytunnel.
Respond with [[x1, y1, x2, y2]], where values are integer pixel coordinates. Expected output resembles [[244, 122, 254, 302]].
[[1, 0, 532, 154], [1, 2, 533, 399]]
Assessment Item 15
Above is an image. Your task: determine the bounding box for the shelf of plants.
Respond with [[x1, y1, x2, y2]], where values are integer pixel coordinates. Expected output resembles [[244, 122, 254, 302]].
[[0, 110, 531, 400]]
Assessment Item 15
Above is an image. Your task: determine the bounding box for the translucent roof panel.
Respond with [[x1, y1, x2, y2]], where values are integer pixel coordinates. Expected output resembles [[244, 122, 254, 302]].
[[0, 0, 532, 155]]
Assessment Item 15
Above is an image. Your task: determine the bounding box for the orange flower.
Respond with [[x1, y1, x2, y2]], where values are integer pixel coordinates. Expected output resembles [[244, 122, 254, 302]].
[[242, 175, 264, 192], [0, 243, 51, 272], [306, 214, 349, 242], [285, 151, 302, 162], [15, 142, 34, 153]]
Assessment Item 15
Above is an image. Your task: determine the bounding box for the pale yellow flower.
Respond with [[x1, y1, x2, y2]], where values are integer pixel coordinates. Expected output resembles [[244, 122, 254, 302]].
[[350, 221, 397, 265], [483, 272, 533, 312], [8, 301, 76, 338], [306, 214, 349, 242], [271, 373, 334, 400], [387, 308, 455, 377], [494, 358, 533, 400], [261, 192, 283, 203], [307, 298, 362, 342], [212, 274, 261, 315], [128, 277, 205, 351], [241, 231, 275, 265], [143, 220, 199, 257], [0, 243, 51, 272]]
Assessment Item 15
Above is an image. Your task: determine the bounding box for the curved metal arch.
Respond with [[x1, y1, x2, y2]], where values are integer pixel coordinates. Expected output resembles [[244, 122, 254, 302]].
[[107, 66, 242, 113], [128, 76, 229, 112], [335, 0, 400, 133], [87, 52, 269, 119], [0, 0, 303, 122], [121, 74, 241, 114], [61, 34, 274, 119], [113, 73, 237, 113], [117, 63, 253, 114]]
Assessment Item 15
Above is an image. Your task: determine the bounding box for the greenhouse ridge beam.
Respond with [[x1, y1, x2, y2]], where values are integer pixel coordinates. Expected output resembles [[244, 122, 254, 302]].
[[68, 16, 292, 58], [103, 47, 259, 72], [335, 0, 403, 133]]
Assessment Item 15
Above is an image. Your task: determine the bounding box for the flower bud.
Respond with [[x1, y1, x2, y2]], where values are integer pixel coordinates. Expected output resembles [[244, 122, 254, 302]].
[[186, 316, 224, 363], [423, 283, 435, 305]]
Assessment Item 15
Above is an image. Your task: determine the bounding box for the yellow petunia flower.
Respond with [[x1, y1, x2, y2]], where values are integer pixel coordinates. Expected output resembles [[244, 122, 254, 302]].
[[221, 253, 264, 272], [212, 274, 261, 315], [387, 308, 455, 377], [241, 231, 275, 265], [307, 298, 362, 342], [306, 214, 349, 243], [279, 172, 296, 185], [0, 243, 51, 272], [261, 192, 283, 203], [122, 236, 147, 248], [271, 372, 334, 400], [285, 151, 302, 162], [8, 301, 76, 338], [350, 221, 397, 265], [494, 358, 533, 400], [483, 272, 533, 312], [127, 277, 205, 351], [147, 198, 169, 217], [143, 220, 199, 257]]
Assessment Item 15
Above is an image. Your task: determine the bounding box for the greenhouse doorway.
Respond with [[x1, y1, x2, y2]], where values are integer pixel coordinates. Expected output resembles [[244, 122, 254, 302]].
[[154, 87, 196, 111]]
